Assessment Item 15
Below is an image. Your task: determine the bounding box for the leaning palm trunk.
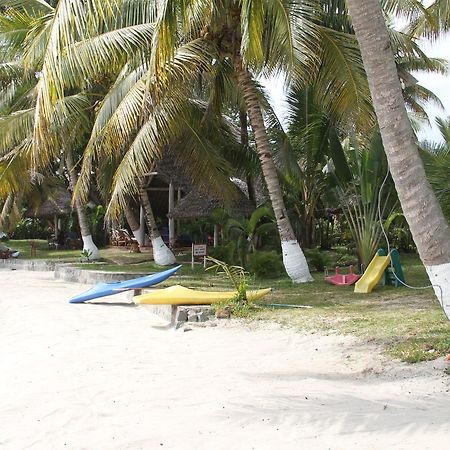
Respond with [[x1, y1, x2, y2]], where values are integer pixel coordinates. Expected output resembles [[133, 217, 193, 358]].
[[0, 193, 14, 232], [139, 187, 175, 265], [235, 57, 312, 282], [240, 110, 257, 206], [66, 150, 100, 260], [347, 0, 450, 319], [123, 203, 146, 247]]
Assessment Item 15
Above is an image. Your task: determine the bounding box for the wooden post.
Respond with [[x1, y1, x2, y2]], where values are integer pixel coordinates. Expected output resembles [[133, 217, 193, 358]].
[[191, 243, 194, 270], [169, 182, 175, 247]]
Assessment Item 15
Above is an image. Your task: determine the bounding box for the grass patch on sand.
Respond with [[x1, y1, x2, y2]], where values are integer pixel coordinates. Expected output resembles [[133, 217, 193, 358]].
[[254, 254, 450, 363], [7, 242, 450, 363]]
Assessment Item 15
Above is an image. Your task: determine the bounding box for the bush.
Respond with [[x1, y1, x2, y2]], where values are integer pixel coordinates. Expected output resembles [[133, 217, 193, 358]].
[[208, 244, 236, 265], [336, 252, 359, 267], [247, 250, 284, 278], [11, 218, 50, 240], [304, 248, 330, 272], [88, 205, 108, 248]]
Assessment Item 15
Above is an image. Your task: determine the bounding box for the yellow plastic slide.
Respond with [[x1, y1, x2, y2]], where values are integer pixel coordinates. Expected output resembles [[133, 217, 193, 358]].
[[134, 285, 272, 305], [354, 254, 391, 293]]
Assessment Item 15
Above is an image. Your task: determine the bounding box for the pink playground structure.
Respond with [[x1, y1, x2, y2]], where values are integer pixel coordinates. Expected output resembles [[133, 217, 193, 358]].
[[325, 266, 361, 286]]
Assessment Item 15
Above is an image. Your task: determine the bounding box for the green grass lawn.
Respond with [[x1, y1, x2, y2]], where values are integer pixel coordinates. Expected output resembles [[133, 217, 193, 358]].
[[254, 254, 450, 363], [6, 240, 157, 264], [6, 239, 450, 363]]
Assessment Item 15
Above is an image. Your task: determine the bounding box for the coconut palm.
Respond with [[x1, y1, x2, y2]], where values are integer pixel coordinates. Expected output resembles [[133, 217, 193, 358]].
[[346, 0, 450, 319], [147, 1, 325, 282], [21, 0, 312, 281], [7, 0, 447, 280], [138, 182, 176, 265], [0, 1, 105, 258]]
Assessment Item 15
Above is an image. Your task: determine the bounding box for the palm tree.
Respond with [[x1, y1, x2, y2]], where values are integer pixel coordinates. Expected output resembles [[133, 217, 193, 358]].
[[148, 1, 318, 282], [0, 2, 102, 258], [9, 0, 312, 281], [9, 0, 446, 281], [139, 182, 176, 265], [65, 149, 100, 259], [346, 0, 450, 319]]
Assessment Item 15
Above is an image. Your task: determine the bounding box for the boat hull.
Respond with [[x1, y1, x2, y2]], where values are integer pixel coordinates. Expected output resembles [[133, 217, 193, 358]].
[[134, 285, 272, 305], [69, 265, 182, 303]]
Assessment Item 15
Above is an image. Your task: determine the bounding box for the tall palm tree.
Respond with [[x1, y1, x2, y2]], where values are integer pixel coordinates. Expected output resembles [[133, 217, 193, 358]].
[[139, 182, 176, 265], [65, 148, 100, 259], [148, 1, 319, 282], [0, 2, 102, 258], [346, 0, 450, 319], [10, 0, 445, 280]]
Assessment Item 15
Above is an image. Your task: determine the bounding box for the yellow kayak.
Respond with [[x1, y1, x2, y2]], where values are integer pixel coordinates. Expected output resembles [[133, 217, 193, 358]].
[[134, 285, 272, 305]]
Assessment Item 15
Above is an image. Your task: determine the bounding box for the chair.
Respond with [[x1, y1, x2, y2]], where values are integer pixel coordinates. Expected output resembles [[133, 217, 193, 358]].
[[111, 229, 138, 248]]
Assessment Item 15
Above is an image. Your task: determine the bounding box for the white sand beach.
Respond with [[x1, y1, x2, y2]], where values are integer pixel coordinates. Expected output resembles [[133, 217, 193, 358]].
[[1, 270, 449, 450]]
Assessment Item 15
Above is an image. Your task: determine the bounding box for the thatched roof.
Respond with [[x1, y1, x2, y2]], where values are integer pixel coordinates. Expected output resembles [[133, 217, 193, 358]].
[[168, 186, 254, 220], [26, 187, 73, 219], [230, 177, 267, 207], [154, 152, 193, 192]]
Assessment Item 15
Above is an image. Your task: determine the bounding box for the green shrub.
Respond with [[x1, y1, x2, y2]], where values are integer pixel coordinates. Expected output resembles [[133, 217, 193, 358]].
[[11, 218, 50, 240], [208, 244, 236, 265], [88, 205, 108, 248], [336, 252, 359, 267], [304, 248, 330, 272], [247, 250, 283, 278]]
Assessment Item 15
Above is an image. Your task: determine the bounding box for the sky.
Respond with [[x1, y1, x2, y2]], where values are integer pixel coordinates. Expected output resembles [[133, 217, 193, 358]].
[[414, 34, 450, 143], [264, 34, 450, 144]]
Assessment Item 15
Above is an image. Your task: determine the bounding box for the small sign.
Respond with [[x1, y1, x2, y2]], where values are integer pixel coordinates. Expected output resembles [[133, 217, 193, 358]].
[[192, 244, 207, 257], [192, 243, 207, 269]]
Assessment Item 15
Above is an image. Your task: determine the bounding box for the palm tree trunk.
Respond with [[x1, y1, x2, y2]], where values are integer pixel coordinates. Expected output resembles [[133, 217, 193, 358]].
[[123, 203, 146, 247], [66, 150, 100, 259], [234, 56, 312, 282], [0, 193, 14, 232], [139, 186, 175, 265], [240, 109, 257, 206], [347, 0, 450, 318]]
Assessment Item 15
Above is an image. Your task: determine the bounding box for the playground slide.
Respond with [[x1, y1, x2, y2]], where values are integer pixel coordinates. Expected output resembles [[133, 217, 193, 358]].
[[354, 254, 391, 294]]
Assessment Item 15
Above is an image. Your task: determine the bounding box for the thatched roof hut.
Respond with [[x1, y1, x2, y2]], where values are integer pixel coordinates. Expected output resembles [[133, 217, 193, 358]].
[[168, 187, 254, 220], [26, 187, 72, 219], [154, 152, 194, 192]]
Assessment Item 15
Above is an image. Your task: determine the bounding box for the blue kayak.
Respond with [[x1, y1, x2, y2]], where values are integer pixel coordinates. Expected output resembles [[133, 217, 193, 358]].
[[69, 265, 182, 303]]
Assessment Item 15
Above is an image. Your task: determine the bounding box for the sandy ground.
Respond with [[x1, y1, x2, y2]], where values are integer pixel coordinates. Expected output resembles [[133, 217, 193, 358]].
[[1, 270, 449, 450]]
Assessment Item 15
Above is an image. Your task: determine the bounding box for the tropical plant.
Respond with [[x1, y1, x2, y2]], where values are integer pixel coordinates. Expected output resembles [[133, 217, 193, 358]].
[[206, 256, 248, 303], [280, 85, 351, 248], [346, 0, 450, 320], [0, 3, 102, 259], [335, 132, 398, 268], [421, 117, 450, 219], [139, 181, 176, 265], [225, 206, 277, 267], [23, 0, 314, 282], [247, 250, 284, 278]]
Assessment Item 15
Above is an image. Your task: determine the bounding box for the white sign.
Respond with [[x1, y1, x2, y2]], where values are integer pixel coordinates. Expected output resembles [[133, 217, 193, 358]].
[[192, 244, 207, 257], [191, 243, 207, 269]]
